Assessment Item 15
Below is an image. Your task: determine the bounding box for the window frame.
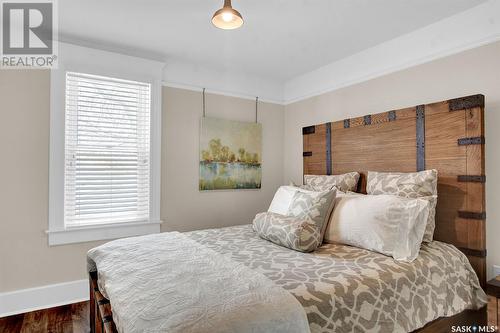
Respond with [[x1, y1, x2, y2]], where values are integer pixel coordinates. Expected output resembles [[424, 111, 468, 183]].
[[48, 43, 163, 246]]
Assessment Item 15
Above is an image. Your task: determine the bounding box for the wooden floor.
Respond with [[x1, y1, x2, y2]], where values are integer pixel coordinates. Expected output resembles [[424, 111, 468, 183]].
[[0, 302, 89, 333], [0, 298, 498, 332]]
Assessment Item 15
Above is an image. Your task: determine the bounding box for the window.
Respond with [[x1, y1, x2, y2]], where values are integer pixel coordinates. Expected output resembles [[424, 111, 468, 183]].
[[64, 72, 151, 227], [48, 43, 162, 246]]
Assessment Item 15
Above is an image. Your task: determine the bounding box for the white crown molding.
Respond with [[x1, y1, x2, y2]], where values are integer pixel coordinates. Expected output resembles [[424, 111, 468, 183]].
[[162, 81, 283, 105], [56, 38, 286, 105], [283, 0, 500, 105], [162, 59, 285, 105], [0, 280, 88, 317], [56, 42, 165, 80]]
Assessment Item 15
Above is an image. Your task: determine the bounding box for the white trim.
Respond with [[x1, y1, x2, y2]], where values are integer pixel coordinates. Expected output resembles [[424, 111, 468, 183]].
[[162, 81, 284, 105], [54, 38, 286, 104], [283, 0, 500, 104], [0, 280, 88, 317], [46, 221, 162, 246], [162, 58, 285, 105], [151, 78, 163, 219], [48, 42, 164, 246]]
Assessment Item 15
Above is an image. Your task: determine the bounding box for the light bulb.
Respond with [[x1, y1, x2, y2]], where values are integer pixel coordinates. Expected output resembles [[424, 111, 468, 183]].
[[222, 12, 233, 22]]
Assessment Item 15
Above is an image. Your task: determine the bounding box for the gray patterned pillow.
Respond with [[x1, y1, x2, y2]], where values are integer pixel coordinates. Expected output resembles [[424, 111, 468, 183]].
[[287, 189, 336, 240], [366, 170, 438, 242], [304, 172, 359, 192], [288, 181, 315, 191], [252, 212, 321, 252]]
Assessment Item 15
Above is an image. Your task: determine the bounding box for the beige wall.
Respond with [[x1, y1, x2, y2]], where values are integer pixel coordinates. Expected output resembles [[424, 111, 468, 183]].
[[0, 78, 284, 292], [161, 87, 284, 232], [284, 41, 500, 279], [0, 70, 104, 292]]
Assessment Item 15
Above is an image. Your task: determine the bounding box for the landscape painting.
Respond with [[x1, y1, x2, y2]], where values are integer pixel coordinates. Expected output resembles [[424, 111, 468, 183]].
[[200, 117, 262, 191]]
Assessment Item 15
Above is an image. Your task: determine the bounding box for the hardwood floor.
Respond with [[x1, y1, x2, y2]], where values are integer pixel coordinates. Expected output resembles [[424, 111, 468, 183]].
[[0, 302, 89, 333]]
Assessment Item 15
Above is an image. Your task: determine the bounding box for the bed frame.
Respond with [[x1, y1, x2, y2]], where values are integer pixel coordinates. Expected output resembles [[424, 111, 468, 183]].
[[89, 94, 487, 333], [302, 94, 487, 330]]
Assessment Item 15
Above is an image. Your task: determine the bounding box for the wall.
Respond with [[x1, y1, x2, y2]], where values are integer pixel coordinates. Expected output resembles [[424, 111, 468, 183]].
[[0, 76, 284, 294], [283, 41, 500, 279], [161, 87, 284, 232], [0, 70, 104, 293]]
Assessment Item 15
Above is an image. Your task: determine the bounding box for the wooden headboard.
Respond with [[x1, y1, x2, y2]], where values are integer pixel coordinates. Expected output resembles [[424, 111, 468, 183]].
[[302, 94, 486, 287]]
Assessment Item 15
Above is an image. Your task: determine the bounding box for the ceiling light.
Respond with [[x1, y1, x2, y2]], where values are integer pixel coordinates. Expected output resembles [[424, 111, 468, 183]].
[[212, 0, 243, 30]]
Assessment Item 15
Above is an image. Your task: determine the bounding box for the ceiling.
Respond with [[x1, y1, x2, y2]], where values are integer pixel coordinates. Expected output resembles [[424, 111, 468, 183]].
[[59, 0, 487, 82]]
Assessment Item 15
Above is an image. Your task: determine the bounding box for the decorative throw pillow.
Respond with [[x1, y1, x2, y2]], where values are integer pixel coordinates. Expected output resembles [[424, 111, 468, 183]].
[[252, 212, 321, 252], [304, 172, 360, 192], [288, 181, 316, 192], [287, 189, 337, 240], [366, 169, 438, 242], [366, 169, 437, 197], [268, 186, 300, 215], [324, 194, 430, 262]]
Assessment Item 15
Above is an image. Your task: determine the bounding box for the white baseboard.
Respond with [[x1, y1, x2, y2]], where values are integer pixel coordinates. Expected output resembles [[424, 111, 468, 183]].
[[0, 279, 89, 317]]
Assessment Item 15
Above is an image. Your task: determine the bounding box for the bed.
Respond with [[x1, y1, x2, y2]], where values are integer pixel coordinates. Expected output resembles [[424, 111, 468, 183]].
[[89, 94, 488, 333]]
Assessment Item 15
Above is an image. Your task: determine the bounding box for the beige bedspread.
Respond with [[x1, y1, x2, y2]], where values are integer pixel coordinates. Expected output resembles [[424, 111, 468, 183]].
[[186, 225, 487, 333], [88, 224, 487, 333], [87, 231, 310, 333]]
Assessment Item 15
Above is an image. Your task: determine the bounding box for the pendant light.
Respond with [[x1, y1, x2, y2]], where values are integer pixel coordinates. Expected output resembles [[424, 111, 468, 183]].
[[212, 0, 244, 30]]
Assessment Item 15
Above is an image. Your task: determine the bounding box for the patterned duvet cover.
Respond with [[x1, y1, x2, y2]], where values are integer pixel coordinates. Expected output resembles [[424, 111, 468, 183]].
[[186, 224, 487, 333]]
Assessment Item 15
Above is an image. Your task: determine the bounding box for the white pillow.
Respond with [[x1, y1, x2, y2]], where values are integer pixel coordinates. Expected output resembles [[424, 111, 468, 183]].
[[268, 186, 300, 215], [324, 194, 430, 262], [366, 170, 438, 242]]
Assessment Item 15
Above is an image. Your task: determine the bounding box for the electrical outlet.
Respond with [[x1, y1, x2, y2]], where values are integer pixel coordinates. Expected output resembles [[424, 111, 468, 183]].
[[494, 265, 500, 277]]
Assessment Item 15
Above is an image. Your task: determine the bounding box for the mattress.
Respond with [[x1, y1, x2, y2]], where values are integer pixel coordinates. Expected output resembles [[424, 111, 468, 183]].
[[186, 224, 487, 333]]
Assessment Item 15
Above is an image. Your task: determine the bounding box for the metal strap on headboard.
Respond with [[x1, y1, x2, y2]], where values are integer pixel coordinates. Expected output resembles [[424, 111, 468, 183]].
[[301, 94, 486, 286]]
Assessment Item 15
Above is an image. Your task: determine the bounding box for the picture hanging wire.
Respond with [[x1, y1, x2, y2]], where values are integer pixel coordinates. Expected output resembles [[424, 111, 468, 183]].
[[255, 96, 259, 123], [202, 88, 206, 117]]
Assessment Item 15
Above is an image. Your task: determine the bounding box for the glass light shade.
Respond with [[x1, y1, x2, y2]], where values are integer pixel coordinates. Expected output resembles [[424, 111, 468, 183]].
[[212, 5, 243, 30]]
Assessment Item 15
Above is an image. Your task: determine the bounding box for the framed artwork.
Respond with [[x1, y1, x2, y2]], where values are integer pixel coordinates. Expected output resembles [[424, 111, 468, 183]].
[[200, 117, 262, 190]]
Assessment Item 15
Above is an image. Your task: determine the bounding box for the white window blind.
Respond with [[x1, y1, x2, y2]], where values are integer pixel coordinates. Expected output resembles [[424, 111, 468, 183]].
[[64, 72, 151, 227]]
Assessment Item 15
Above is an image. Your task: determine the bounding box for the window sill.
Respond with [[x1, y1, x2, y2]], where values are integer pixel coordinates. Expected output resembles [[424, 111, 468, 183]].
[[46, 220, 162, 246]]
